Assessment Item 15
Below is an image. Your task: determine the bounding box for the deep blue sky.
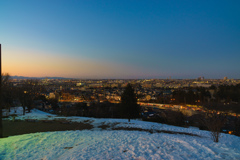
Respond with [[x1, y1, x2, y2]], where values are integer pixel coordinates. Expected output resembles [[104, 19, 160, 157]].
[[1, 0, 240, 79]]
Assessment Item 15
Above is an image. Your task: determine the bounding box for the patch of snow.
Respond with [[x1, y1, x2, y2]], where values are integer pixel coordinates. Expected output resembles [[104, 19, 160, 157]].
[[1, 130, 240, 160]]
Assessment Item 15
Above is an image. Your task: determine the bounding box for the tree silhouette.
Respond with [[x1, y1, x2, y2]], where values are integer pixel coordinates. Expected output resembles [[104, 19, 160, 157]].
[[201, 112, 226, 142], [2, 74, 14, 111], [120, 83, 140, 122], [18, 80, 40, 115]]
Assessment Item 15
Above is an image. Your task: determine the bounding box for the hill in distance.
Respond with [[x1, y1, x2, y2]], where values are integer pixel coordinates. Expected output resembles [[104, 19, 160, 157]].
[[10, 76, 70, 80]]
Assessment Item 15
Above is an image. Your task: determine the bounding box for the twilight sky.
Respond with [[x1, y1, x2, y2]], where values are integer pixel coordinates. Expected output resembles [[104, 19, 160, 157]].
[[1, 0, 240, 79]]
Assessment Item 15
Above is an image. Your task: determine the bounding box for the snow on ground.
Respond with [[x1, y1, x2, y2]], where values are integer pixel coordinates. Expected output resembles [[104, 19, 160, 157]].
[[1, 107, 240, 160], [1, 130, 240, 160]]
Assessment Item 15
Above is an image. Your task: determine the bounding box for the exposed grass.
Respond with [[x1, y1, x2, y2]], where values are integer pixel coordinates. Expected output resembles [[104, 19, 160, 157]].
[[2, 120, 93, 138], [98, 123, 110, 130], [112, 127, 201, 137], [83, 120, 94, 123], [98, 122, 121, 130], [2, 120, 200, 138]]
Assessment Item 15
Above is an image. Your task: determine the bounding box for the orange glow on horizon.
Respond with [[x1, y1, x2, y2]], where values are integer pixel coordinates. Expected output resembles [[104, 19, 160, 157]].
[[2, 49, 157, 78]]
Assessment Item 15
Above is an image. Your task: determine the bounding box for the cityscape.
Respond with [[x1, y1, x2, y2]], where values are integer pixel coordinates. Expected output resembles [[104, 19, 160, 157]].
[[5, 76, 240, 123], [1, 0, 240, 159], [1, 75, 240, 159], [9, 76, 240, 105]]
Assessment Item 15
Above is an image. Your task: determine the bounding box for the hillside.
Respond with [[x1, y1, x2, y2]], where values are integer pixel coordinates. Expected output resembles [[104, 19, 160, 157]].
[[1, 108, 240, 159]]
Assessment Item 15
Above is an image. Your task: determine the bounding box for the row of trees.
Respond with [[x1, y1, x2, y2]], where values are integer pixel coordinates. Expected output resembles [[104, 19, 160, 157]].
[[2, 78, 42, 115], [214, 84, 240, 103], [58, 83, 141, 122], [172, 87, 211, 104], [172, 84, 240, 105]]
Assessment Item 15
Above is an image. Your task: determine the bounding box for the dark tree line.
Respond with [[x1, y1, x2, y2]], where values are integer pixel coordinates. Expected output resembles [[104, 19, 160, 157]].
[[57, 83, 141, 122], [17, 80, 42, 115], [1, 77, 44, 115], [172, 87, 211, 105], [2, 74, 12, 110], [214, 84, 240, 103], [203, 85, 240, 114], [59, 101, 120, 118]]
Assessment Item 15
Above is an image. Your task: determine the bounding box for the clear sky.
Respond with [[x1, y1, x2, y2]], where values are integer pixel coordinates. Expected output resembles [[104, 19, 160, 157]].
[[1, 0, 240, 79]]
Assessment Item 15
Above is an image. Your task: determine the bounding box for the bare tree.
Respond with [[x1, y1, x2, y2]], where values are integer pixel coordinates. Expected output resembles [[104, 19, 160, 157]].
[[18, 80, 41, 115], [2, 74, 12, 110], [202, 112, 226, 142]]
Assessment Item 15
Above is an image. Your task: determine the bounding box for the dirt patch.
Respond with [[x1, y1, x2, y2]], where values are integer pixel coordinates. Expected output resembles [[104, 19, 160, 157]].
[[83, 120, 94, 123], [98, 123, 111, 129], [113, 127, 201, 137], [2, 120, 200, 138], [2, 120, 93, 138], [98, 122, 121, 129]]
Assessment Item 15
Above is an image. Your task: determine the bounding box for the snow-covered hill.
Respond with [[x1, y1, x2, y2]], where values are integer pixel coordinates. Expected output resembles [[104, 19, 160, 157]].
[[1, 108, 240, 160]]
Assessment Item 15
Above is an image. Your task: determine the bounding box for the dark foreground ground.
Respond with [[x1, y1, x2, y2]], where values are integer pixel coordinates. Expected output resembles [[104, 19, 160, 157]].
[[2, 119, 200, 138], [2, 120, 93, 138]]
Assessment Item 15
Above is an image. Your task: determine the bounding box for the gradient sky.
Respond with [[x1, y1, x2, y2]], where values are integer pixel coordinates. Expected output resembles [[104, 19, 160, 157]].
[[1, 0, 240, 79]]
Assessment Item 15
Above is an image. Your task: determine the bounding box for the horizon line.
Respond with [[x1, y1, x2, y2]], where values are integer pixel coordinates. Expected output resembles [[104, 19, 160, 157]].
[[8, 75, 239, 80]]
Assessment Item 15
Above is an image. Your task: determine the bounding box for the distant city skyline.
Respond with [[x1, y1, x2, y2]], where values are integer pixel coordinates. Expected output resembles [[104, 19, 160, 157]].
[[1, 0, 240, 79], [6, 75, 237, 80]]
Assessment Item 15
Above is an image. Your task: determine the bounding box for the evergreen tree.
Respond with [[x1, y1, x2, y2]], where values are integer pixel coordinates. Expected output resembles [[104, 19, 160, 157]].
[[120, 83, 140, 122]]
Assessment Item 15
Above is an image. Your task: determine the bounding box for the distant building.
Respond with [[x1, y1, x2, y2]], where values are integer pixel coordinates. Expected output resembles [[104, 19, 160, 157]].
[[49, 92, 56, 99], [197, 76, 204, 81], [76, 83, 85, 86]]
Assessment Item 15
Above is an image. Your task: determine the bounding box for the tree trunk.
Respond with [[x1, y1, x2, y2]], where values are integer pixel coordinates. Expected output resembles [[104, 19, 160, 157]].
[[23, 106, 25, 115], [27, 105, 31, 113]]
